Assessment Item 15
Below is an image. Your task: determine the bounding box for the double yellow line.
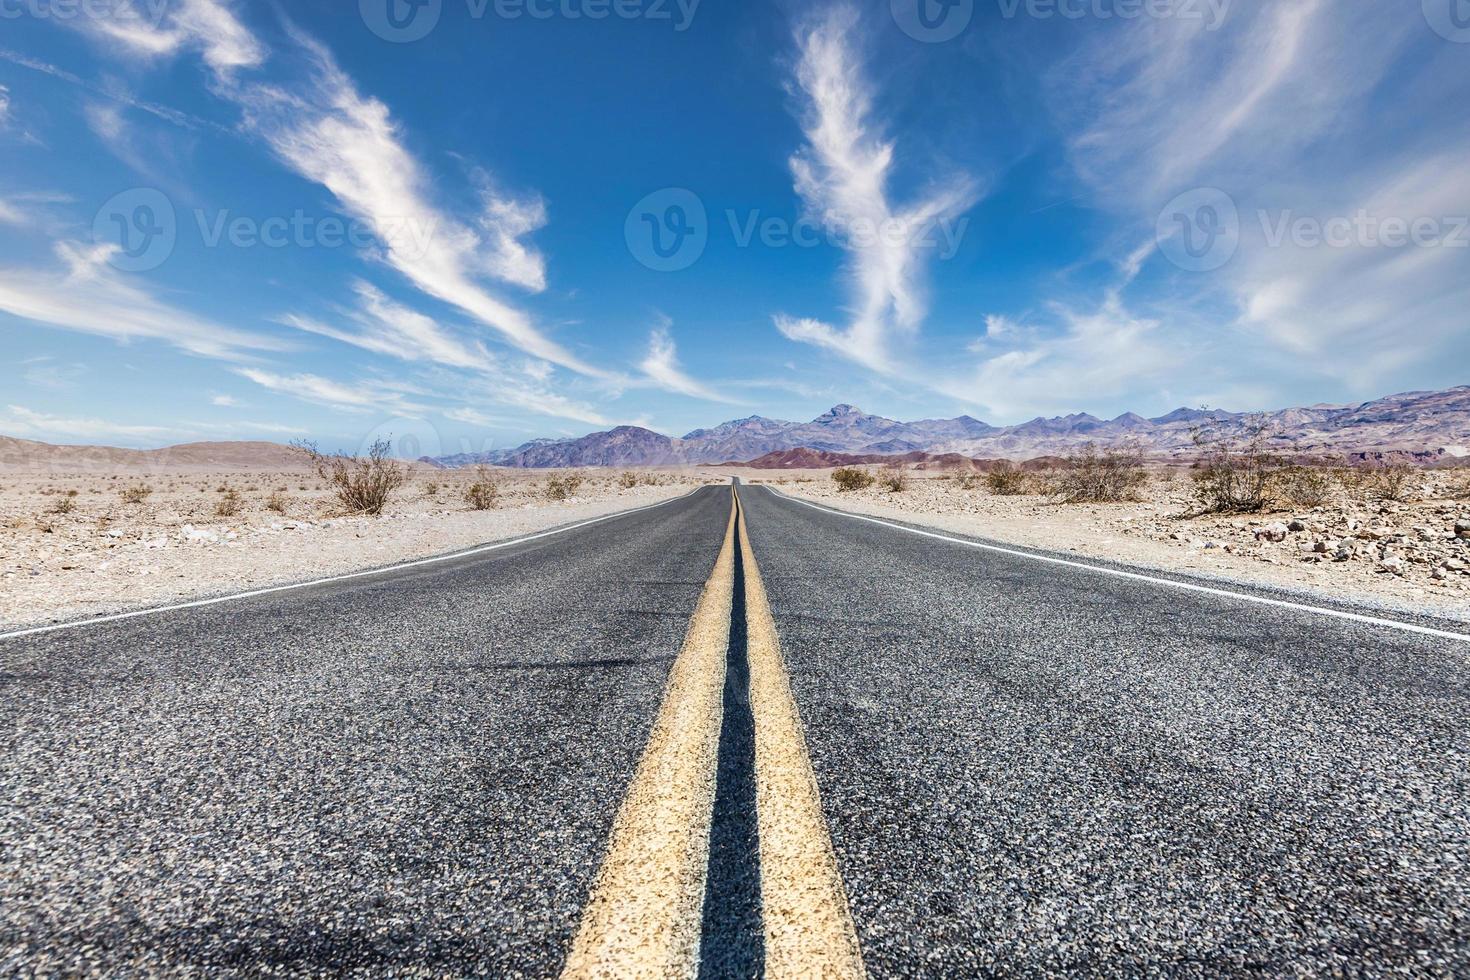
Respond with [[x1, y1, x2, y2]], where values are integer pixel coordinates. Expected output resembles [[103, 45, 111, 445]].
[[563, 489, 865, 979]]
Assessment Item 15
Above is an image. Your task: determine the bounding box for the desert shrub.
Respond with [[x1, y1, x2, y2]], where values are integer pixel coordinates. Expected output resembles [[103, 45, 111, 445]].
[[120, 484, 153, 505], [546, 473, 585, 501], [985, 462, 1029, 496], [880, 464, 908, 493], [832, 467, 875, 492], [619, 471, 639, 489], [293, 438, 408, 517], [215, 488, 243, 518], [1361, 461, 1416, 502], [266, 492, 289, 515], [49, 490, 79, 515], [1275, 465, 1336, 508], [1191, 423, 1283, 514], [423, 481, 440, 498], [1451, 470, 1470, 499], [1057, 444, 1147, 504], [465, 467, 501, 510]]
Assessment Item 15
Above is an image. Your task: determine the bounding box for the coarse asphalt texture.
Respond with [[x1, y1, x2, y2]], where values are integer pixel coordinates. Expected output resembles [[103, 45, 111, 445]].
[[0, 487, 732, 977], [737, 485, 1470, 976], [3, 481, 1469, 977]]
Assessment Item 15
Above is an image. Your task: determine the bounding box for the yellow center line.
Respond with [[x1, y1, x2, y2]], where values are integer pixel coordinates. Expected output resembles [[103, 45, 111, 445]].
[[562, 487, 864, 978], [737, 491, 867, 979], [562, 492, 737, 979]]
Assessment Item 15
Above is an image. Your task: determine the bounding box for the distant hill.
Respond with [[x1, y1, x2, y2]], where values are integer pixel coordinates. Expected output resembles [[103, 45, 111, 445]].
[[0, 436, 308, 472], [428, 385, 1470, 469]]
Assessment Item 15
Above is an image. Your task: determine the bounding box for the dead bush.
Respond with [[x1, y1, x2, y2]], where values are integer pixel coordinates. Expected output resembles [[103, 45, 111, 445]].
[[120, 484, 153, 505], [423, 481, 440, 498], [1361, 461, 1416, 502], [1274, 465, 1336, 508], [215, 488, 243, 518], [546, 473, 585, 501], [266, 492, 289, 515], [293, 438, 408, 516], [49, 490, 79, 515], [465, 467, 501, 510], [985, 462, 1030, 496], [832, 467, 875, 492], [619, 471, 639, 489], [1191, 423, 1284, 514], [1057, 444, 1147, 504], [880, 464, 908, 493]]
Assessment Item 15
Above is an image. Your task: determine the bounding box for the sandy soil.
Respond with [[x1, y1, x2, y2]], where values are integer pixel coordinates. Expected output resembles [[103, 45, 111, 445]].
[[725, 467, 1470, 624], [0, 467, 713, 631]]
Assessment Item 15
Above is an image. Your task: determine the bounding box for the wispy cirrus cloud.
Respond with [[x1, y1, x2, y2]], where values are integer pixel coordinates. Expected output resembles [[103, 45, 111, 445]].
[[233, 368, 429, 416], [0, 241, 286, 360], [639, 317, 737, 404], [773, 5, 978, 373]]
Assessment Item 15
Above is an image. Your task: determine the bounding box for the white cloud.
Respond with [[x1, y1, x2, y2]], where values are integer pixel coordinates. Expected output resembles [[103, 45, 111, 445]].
[[281, 281, 496, 373], [0, 241, 286, 360], [639, 319, 735, 403], [0, 84, 10, 125], [773, 5, 978, 371], [234, 368, 428, 415], [211, 394, 243, 407], [0, 404, 177, 442], [71, 0, 266, 77]]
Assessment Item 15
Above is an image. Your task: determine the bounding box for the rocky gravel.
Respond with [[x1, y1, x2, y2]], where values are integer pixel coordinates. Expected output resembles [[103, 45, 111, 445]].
[[0, 469, 709, 630], [750, 468, 1470, 622]]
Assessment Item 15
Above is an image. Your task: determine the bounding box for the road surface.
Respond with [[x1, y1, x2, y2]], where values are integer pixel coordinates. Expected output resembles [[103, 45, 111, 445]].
[[3, 483, 1467, 976]]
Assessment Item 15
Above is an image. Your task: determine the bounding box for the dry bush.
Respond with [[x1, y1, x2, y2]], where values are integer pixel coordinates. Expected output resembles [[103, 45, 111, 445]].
[[1057, 444, 1147, 504], [1190, 423, 1284, 514], [215, 488, 243, 518], [1451, 470, 1470, 499], [423, 481, 440, 498], [546, 473, 585, 501], [266, 492, 289, 515], [985, 462, 1030, 496], [619, 471, 639, 489], [465, 467, 501, 511], [1274, 465, 1336, 508], [293, 438, 408, 516], [952, 472, 980, 491], [832, 467, 875, 492], [1361, 461, 1417, 502], [120, 484, 153, 505], [49, 491, 78, 515], [880, 464, 908, 493]]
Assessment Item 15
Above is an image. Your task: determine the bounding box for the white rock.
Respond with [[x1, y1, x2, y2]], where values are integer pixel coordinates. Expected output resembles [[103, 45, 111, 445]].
[[1256, 523, 1289, 543]]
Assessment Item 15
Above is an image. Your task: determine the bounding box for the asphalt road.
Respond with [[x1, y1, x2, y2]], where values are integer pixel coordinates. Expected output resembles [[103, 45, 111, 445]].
[[738, 485, 1470, 976], [0, 487, 732, 976], [4, 482, 1469, 976]]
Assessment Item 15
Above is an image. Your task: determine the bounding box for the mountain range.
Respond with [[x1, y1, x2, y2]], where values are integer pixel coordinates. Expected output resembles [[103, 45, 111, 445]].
[[426, 385, 1470, 469]]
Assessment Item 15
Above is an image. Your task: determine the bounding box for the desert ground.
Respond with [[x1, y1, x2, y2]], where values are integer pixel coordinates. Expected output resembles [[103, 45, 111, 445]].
[[715, 465, 1470, 623], [0, 465, 710, 631]]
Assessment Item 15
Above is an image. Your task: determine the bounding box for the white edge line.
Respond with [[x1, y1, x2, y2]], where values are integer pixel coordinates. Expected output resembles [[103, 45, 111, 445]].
[[772, 489, 1470, 644], [0, 489, 706, 642]]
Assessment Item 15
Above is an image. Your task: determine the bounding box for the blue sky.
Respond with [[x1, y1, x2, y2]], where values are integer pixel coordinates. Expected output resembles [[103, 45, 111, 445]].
[[1, 0, 1467, 454]]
